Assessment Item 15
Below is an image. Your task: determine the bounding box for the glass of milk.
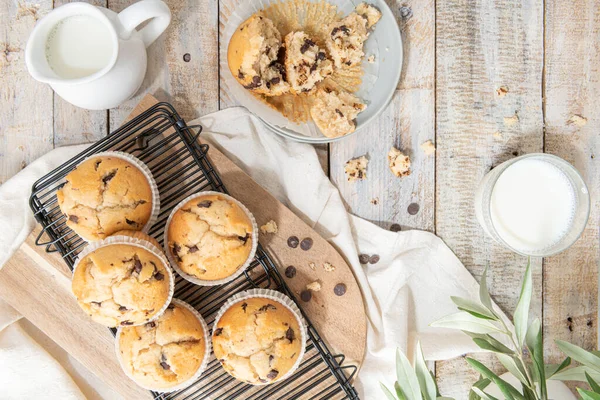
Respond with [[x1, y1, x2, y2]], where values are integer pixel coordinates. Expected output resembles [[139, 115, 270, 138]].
[[475, 153, 590, 257]]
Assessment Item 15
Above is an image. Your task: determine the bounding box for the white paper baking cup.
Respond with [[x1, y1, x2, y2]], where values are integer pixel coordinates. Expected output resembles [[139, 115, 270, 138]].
[[74, 151, 160, 242], [163, 191, 258, 287], [212, 289, 307, 385], [71, 235, 174, 327], [115, 298, 212, 393]]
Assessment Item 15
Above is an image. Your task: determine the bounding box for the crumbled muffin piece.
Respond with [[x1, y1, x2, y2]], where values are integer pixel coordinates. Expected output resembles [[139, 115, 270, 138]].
[[323, 262, 336, 272], [118, 302, 207, 389], [167, 193, 254, 281], [72, 243, 171, 327], [212, 297, 303, 385], [420, 140, 436, 156], [367, 54, 375, 63], [228, 15, 289, 96], [496, 86, 509, 97], [504, 113, 519, 126], [344, 156, 368, 182], [355, 3, 382, 29], [310, 88, 366, 138], [284, 31, 333, 94], [57, 154, 154, 241], [326, 13, 368, 69], [260, 220, 278, 234], [370, 197, 379, 205], [388, 147, 411, 178], [306, 281, 321, 292], [568, 114, 587, 126], [309, 262, 317, 271]]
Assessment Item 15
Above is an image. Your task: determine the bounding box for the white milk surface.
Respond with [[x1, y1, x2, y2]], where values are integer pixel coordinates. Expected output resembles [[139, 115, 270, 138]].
[[490, 158, 576, 253], [46, 14, 114, 79]]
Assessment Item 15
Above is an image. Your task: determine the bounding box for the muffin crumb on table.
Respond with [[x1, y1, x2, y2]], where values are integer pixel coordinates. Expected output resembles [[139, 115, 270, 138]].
[[344, 155, 368, 181], [388, 147, 411, 178], [260, 220, 278, 234]]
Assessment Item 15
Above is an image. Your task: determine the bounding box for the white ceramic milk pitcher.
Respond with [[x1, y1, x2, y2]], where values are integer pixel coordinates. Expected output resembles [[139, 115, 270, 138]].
[[25, 0, 171, 110]]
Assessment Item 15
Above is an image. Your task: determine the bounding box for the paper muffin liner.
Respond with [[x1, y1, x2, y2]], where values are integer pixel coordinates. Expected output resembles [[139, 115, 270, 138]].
[[220, 0, 379, 138], [212, 288, 308, 386], [115, 298, 212, 393], [71, 235, 175, 327], [75, 151, 160, 242], [163, 191, 259, 287]]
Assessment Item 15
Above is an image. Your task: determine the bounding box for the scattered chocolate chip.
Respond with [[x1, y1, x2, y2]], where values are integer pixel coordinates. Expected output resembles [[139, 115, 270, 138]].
[[390, 223, 402, 232], [160, 361, 170, 370], [407, 203, 420, 215], [69, 215, 79, 223], [238, 234, 250, 244], [334, 283, 347, 296], [241, 302, 248, 312], [316, 52, 326, 61], [188, 245, 198, 253], [102, 170, 116, 184], [286, 327, 295, 342], [253, 75, 261, 84], [287, 236, 299, 248], [345, 60, 352, 66], [340, 25, 349, 34], [259, 304, 277, 312], [300, 290, 312, 302], [197, 200, 212, 208], [285, 265, 297, 278], [512, 151, 519, 157], [270, 77, 281, 85], [310, 63, 317, 73], [259, 378, 268, 383], [369, 254, 380, 264], [133, 258, 142, 274], [335, 109, 344, 117], [238, 70, 245, 79], [300, 38, 315, 53], [121, 320, 134, 326], [154, 271, 164, 281], [125, 218, 137, 226], [300, 237, 313, 251], [183, 53, 191, 62], [358, 254, 370, 264], [214, 327, 223, 336], [119, 306, 127, 312], [267, 369, 279, 380]]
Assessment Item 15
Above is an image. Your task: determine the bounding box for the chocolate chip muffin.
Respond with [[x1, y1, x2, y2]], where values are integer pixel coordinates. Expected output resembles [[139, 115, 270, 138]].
[[166, 192, 256, 283], [284, 31, 333, 94], [57, 153, 156, 242], [228, 15, 290, 96], [355, 2, 382, 29], [72, 241, 172, 327], [117, 301, 209, 390], [212, 296, 304, 385], [310, 87, 366, 138]]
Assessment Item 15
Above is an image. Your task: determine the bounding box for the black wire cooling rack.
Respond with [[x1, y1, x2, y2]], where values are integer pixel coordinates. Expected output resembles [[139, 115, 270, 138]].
[[29, 102, 359, 400]]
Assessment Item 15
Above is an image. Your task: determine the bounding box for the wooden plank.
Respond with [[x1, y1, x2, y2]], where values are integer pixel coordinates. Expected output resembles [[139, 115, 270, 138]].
[[0, 0, 53, 184], [330, 0, 435, 232], [108, 0, 220, 130], [543, 0, 599, 364], [434, 0, 544, 396], [52, 0, 109, 148]]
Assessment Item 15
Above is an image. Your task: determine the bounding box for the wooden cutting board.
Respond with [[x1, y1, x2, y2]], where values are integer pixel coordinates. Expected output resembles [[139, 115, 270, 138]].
[[0, 95, 367, 399]]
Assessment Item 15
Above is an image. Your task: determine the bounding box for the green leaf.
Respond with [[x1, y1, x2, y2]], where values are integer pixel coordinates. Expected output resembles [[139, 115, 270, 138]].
[[437, 398, 456, 400], [395, 382, 408, 400], [521, 385, 537, 400], [513, 259, 532, 348], [556, 340, 600, 372], [471, 335, 514, 354], [479, 265, 499, 319], [496, 353, 529, 386], [469, 377, 491, 400], [431, 312, 504, 335], [471, 387, 500, 400], [415, 342, 437, 400], [451, 296, 498, 320], [395, 348, 422, 400], [525, 318, 546, 399], [586, 372, 600, 393], [545, 357, 571, 378], [550, 366, 600, 382], [465, 358, 525, 400], [578, 388, 600, 400], [380, 382, 398, 400]]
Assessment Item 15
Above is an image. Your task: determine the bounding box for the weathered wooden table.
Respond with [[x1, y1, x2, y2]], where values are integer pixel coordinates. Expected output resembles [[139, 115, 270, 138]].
[[1, 0, 598, 398]]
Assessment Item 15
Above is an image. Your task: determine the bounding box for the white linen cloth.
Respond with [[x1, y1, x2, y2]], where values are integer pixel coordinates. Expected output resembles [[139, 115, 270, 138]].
[[0, 107, 507, 399]]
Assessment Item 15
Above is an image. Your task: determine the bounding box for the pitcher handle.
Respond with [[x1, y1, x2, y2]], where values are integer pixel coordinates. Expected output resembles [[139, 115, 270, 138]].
[[117, 0, 171, 48]]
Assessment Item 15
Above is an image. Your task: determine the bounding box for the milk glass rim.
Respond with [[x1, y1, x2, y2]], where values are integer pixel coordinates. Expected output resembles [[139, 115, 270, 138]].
[[482, 153, 590, 257]]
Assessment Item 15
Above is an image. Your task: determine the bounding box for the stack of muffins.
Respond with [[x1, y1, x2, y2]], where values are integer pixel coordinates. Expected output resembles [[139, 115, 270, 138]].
[[59, 151, 306, 392]]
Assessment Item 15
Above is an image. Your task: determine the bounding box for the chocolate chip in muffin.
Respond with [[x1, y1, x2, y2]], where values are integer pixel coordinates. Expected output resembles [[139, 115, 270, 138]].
[[258, 304, 277, 312], [68, 214, 79, 223], [197, 200, 212, 208], [267, 369, 279, 380], [334, 283, 347, 296], [133, 257, 142, 274], [238, 234, 250, 244], [188, 245, 198, 253], [121, 320, 134, 326], [286, 327, 295, 342], [287, 236, 299, 248], [285, 265, 297, 278], [241, 302, 248, 312], [214, 327, 223, 336], [238, 70, 245, 79], [119, 306, 128, 312], [300, 290, 312, 302], [300, 38, 315, 53], [125, 218, 137, 226], [146, 321, 156, 328], [335, 108, 344, 117], [160, 361, 170, 370], [154, 271, 164, 281], [316, 51, 326, 61], [358, 254, 370, 264], [91, 301, 102, 307], [102, 170, 117, 184], [300, 237, 313, 251]]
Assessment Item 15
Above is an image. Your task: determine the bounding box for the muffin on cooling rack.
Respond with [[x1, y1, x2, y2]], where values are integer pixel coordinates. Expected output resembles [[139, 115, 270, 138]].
[[71, 233, 173, 327], [57, 151, 159, 242], [212, 290, 306, 385], [165, 192, 257, 285], [116, 299, 210, 392]]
